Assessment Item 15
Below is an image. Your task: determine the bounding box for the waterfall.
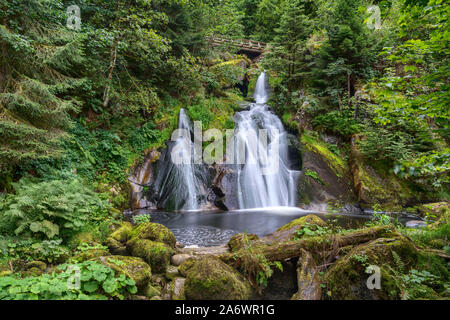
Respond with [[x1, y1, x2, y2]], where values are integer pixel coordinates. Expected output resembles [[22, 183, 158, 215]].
[[153, 108, 206, 211], [234, 72, 300, 209], [254, 71, 269, 104]]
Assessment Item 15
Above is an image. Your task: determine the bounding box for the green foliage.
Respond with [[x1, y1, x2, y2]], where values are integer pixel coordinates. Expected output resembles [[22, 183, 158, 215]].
[[0, 237, 69, 264], [0, 261, 137, 300], [304, 169, 325, 185], [0, 178, 107, 240], [294, 222, 330, 239], [234, 233, 283, 293], [133, 214, 151, 225], [312, 110, 361, 137]]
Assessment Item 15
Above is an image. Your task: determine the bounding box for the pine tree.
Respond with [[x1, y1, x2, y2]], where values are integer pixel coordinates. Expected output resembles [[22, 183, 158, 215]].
[[265, 0, 314, 88], [312, 0, 377, 106], [0, 0, 87, 182]]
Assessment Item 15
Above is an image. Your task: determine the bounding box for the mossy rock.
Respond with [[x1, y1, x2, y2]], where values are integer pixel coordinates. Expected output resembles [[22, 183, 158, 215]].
[[126, 239, 175, 274], [228, 233, 259, 252], [104, 237, 128, 256], [144, 284, 161, 299], [72, 249, 111, 262], [162, 277, 186, 300], [128, 222, 176, 248], [109, 222, 133, 243], [179, 256, 252, 300], [96, 255, 151, 289], [69, 231, 99, 248], [267, 215, 327, 242], [104, 222, 133, 255], [22, 267, 44, 277], [26, 261, 47, 271], [324, 236, 419, 300], [166, 265, 181, 281]]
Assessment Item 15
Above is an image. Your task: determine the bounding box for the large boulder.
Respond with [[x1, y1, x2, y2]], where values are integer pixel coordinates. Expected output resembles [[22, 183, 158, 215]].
[[323, 236, 419, 300], [126, 239, 175, 273], [179, 256, 252, 300], [96, 255, 151, 289], [128, 222, 176, 248]]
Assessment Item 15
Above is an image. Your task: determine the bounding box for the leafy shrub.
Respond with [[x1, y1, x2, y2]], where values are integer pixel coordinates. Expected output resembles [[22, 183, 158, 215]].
[[312, 110, 361, 137], [0, 178, 105, 240], [358, 128, 414, 163], [233, 233, 283, 293], [0, 261, 137, 300], [132, 214, 151, 225], [2, 239, 69, 264]]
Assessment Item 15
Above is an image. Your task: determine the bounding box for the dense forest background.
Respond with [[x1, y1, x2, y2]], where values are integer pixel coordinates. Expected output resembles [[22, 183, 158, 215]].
[[0, 0, 448, 300]]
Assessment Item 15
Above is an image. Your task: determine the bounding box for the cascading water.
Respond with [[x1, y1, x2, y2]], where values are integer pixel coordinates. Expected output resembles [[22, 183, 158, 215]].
[[234, 72, 300, 209], [153, 109, 206, 211]]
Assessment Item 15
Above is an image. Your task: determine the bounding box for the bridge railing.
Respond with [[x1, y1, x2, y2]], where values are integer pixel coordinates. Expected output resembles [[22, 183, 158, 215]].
[[208, 36, 267, 51]]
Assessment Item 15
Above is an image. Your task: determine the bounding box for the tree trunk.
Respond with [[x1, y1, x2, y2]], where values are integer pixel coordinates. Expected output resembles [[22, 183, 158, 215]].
[[347, 72, 351, 108], [103, 37, 118, 108], [0, 16, 7, 93]]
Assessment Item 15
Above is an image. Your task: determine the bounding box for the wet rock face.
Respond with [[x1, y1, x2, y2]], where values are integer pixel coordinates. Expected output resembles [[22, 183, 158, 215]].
[[298, 133, 356, 211], [129, 150, 160, 210], [213, 164, 240, 211]]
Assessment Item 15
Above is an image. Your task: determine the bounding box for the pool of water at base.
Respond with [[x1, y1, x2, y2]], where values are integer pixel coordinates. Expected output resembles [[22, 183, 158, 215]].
[[127, 207, 411, 247]]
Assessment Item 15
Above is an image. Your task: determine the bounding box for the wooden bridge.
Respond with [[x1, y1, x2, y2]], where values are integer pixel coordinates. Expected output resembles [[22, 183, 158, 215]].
[[209, 36, 267, 55]]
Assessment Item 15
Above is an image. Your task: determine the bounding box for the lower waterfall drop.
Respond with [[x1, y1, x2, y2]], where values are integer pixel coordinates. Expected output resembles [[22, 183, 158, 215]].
[[234, 72, 300, 209]]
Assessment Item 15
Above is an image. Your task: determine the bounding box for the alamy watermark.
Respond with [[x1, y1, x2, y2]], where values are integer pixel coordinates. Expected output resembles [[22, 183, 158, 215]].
[[170, 123, 281, 175], [366, 265, 381, 290], [66, 5, 81, 31], [366, 5, 382, 30]]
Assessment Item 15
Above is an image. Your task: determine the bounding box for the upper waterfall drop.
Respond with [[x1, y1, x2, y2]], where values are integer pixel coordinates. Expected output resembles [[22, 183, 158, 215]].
[[253, 72, 269, 104], [234, 71, 300, 209]]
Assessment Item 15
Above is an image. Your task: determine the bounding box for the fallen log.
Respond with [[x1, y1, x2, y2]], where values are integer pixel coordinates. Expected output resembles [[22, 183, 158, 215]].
[[220, 225, 394, 265]]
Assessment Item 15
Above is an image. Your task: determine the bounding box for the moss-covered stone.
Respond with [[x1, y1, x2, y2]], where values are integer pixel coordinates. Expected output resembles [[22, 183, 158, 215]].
[[166, 265, 181, 281], [179, 256, 252, 300], [96, 255, 151, 289], [128, 222, 176, 248], [228, 233, 259, 252], [69, 231, 99, 248], [144, 284, 161, 299], [162, 277, 186, 300], [109, 222, 133, 243], [72, 249, 111, 262], [22, 267, 45, 277], [104, 237, 128, 256], [26, 261, 47, 271], [324, 236, 419, 300], [126, 239, 175, 274], [268, 215, 328, 242], [104, 222, 133, 255]]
